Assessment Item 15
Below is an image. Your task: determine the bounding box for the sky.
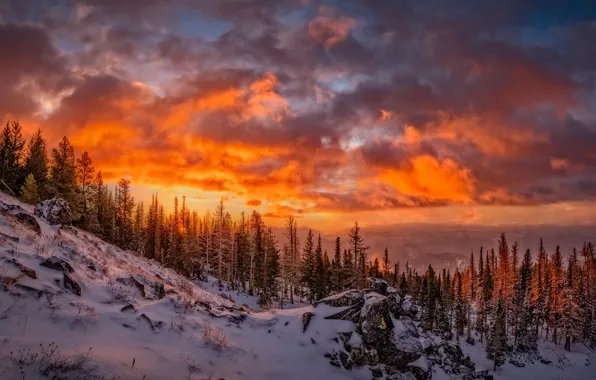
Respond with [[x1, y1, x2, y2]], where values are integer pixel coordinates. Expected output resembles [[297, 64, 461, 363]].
[[1, 0, 596, 233]]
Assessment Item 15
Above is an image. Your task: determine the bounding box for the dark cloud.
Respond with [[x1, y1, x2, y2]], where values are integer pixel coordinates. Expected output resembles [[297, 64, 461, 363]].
[[1, 0, 595, 212]]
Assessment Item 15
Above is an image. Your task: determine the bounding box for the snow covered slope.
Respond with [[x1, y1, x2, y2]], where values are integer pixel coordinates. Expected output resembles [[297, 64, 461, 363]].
[[0, 192, 594, 380]]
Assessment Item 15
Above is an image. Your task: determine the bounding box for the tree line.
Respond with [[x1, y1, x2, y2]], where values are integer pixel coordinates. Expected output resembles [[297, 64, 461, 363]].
[[398, 233, 596, 370], [4, 121, 594, 367], [0, 121, 379, 308]]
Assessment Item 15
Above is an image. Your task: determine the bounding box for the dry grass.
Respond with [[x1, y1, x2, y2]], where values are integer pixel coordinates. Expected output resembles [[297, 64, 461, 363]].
[[201, 322, 228, 349]]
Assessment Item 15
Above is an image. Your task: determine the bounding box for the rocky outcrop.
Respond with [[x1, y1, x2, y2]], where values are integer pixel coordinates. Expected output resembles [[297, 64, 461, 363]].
[[315, 290, 364, 308], [40, 256, 74, 273], [34, 198, 72, 225], [116, 275, 165, 300], [321, 278, 490, 380], [64, 273, 81, 296], [359, 293, 394, 344]]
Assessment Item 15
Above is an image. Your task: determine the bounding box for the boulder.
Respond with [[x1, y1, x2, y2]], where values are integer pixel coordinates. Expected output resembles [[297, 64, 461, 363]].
[[116, 274, 165, 300], [397, 316, 420, 338], [302, 311, 314, 333], [14, 213, 41, 234], [324, 304, 361, 323], [315, 290, 364, 308], [34, 198, 72, 225], [64, 273, 81, 296], [378, 334, 423, 368], [407, 357, 431, 380], [40, 256, 74, 273], [359, 293, 394, 344], [138, 313, 164, 332], [121, 304, 136, 313], [387, 292, 403, 318], [370, 367, 383, 378], [368, 277, 389, 296], [350, 344, 379, 366], [386, 372, 417, 380]]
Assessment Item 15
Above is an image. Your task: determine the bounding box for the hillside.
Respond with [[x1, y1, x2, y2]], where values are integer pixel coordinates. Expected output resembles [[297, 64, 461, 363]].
[[0, 192, 594, 380]]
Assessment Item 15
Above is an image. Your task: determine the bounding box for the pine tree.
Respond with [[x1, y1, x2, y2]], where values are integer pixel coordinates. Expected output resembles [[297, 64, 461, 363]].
[[0, 121, 25, 195], [331, 237, 343, 292], [314, 234, 325, 300], [383, 247, 391, 280], [348, 222, 367, 288], [76, 151, 95, 214], [284, 216, 300, 303], [478, 251, 494, 342], [20, 173, 39, 204], [50, 136, 78, 215], [24, 129, 48, 199], [301, 229, 316, 302], [454, 271, 466, 339], [115, 177, 134, 249], [515, 249, 537, 352], [487, 291, 507, 371]]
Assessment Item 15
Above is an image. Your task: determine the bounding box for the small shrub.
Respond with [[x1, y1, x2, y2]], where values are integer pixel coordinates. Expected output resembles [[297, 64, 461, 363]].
[[201, 323, 228, 349]]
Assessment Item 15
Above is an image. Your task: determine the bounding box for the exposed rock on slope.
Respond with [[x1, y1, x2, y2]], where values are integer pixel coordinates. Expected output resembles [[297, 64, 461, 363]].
[[318, 278, 490, 380], [34, 197, 72, 225]]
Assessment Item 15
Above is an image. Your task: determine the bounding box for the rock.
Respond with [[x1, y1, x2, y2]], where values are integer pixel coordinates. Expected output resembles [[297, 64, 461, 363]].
[[338, 350, 352, 370], [116, 275, 165, 300], [34, 198, 72, 225], [540, 357, 552, 365], [388, 292, 403, 318], [378, 335, 423, 368], [63, 273, 81, 296], [398, 316, 420, 338], [386, 372, 417, 380], [302, 312, 314, 333], [14, 213, 41, 234], [359, 293, 394, 344], [87, 264, 97, 272], [315, 290, 364, 308], [40, 256, 74, 273], [7, 258, 36, 279], [350, 344, 379, 366], [121, 304, 136, 313], [14, 284, 43, 299], [138, 313, 164, 332], [370, 366, 383, 378], [443, 341, 463, 363], [368, 277, 389, 296], [407, 357, 431, 380], [324, 304, 361, 323]]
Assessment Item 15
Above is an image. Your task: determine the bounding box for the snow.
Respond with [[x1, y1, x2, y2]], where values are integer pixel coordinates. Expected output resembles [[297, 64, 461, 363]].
[[460, 336, 596, 380], [408, 356, 429, 371], [0, 193, 366, 380], [199, 276, 309, 312], [1, 191, 595, 380]]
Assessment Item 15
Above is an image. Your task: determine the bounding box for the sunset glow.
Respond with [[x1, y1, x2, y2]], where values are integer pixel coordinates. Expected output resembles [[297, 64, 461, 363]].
[[2, 1, 596, 232]]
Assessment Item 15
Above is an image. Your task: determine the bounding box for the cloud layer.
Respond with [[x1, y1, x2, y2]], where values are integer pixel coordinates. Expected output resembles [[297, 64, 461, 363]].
[[1, 0, 596, 226]]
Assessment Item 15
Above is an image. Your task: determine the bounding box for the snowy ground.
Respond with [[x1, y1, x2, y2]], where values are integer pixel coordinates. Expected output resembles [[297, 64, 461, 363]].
[[199, 276, 309, 312], [0, 192, 594, 379], [460, 338, 594, 380]]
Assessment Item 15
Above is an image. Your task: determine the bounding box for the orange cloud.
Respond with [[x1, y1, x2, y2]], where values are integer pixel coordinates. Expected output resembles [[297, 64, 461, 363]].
[[381, 155, 476, 202], [308, 5, 357, 49], [246, 199, 262, 207]]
